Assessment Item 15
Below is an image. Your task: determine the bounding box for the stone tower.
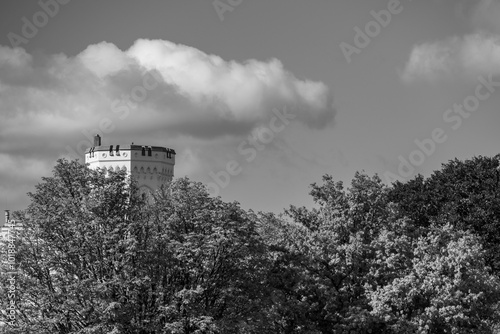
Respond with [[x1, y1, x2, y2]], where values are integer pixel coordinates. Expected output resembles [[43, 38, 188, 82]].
[[85, 135, 175, 193]]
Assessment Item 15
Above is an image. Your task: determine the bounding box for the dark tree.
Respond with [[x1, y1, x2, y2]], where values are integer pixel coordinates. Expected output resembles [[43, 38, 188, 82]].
[[389, 155, 500, 273]]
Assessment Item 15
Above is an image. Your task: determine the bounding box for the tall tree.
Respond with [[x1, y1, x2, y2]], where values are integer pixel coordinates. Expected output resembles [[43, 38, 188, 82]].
[[147, 177, 270, 333], [1, 159, 150, 333], [260, 172, 390, 333]]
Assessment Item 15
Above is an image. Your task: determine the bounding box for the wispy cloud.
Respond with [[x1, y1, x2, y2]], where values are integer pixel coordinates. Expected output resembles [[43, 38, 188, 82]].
[[401, 33, 500, 82], [402, 0, 500, 82]]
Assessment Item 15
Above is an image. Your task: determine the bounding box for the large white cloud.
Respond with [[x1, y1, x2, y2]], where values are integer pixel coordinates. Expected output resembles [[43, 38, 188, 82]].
[[0, 39, 335, 146], [0, 39, 336, 210]]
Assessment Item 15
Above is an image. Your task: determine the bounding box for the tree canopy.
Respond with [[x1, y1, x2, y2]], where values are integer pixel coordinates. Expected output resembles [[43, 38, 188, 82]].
[[1, 156, 500, 333]]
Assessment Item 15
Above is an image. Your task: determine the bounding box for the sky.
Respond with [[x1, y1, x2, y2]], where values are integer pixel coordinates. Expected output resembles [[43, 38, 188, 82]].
[[0, 0, 500, 218]]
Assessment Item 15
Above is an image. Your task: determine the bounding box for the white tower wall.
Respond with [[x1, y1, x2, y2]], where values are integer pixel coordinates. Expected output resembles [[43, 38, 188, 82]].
[[85, 136, 175, 193]]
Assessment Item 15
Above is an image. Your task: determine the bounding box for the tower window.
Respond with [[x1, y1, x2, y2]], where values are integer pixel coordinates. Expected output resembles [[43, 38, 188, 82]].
[[148, 147, 152, 156], [109, 145, 114, 156], [142, 146, 145, 156]]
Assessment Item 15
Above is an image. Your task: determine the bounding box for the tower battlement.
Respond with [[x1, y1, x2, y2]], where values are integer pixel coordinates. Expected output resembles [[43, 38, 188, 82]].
[[84, 135, 175, 193]]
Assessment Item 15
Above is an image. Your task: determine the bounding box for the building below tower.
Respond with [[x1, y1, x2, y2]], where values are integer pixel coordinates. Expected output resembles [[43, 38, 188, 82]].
[[84, 135, 175, 193]]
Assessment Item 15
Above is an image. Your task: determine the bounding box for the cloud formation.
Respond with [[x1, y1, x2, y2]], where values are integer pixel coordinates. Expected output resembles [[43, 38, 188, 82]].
[[0, 39, 336, 210], [1, 39, 335, 143], [402, 0, 500, 82]]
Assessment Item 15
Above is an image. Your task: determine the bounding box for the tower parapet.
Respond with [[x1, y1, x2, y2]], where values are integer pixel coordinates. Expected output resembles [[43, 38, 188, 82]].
[[85, 135, 175, 192]]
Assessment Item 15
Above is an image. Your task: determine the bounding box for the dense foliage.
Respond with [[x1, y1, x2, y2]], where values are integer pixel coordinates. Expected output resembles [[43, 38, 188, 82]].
[[388, 155, 500, 274], [1, 156, 500, 333]]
